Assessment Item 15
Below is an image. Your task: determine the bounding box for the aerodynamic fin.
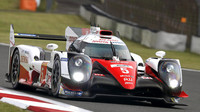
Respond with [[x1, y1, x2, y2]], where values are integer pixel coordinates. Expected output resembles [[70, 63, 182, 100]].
[[65, 26, 90, 51], [10, 24, 15, 47]]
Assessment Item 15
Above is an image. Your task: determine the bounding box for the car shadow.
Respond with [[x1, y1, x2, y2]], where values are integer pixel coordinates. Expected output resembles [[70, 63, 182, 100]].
[[5, 86, 185, 110]]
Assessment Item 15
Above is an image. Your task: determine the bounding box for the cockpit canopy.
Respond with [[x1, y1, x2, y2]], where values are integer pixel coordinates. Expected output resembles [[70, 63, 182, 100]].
[[69, 40, 132, 61]]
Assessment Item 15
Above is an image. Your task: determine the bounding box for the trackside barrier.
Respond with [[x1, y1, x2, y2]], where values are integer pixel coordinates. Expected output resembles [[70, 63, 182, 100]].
[[155, 31, 187, 51], [191, 36, 200, 54], [80, 5, 188, 52], [141, 29, 157, 48], [116, 22, 127, 38], [20, 0, 37, 11], [132, 26, 142, 42], [80, 6, 92, 22]]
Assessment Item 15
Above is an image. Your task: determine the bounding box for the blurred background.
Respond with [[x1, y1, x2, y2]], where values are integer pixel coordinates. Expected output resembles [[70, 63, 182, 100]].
[[0, 0, 199, 70]]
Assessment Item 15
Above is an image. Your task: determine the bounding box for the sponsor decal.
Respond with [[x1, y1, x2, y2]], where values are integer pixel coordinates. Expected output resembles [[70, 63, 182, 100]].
[[92, 38, 120, 44], [94, 73, 105, 77], [17, 33, 37, 37], [111, 64, 133, 69], [68, 36, 78, 41], [60, 58, 68, 62], [141, 76, 153, 80], [125, 82, 133, 84], [64, 89, 83, 96], [110, 61, 129, 63], [21, 56, 28, 63], [124, 77, 133, 82], [120, 75, 131, 77], [112, 41, 124, 45]]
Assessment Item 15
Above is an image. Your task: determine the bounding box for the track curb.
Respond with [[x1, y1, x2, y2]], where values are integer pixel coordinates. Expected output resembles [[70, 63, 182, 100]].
[[0, 87, 91, 112]]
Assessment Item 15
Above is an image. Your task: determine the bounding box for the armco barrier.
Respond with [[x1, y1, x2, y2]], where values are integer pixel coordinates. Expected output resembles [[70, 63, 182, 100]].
[[96, 15, 116, 31], [80, 5, 187, 52], [141, 29, 157, 48], [124, 25, 134, 40], [155, 31, 187, 51], [191, 36, 200, 54], [116, 22, 127, 38], [80, 6, 92, 22], [132, 26, 142, 42]]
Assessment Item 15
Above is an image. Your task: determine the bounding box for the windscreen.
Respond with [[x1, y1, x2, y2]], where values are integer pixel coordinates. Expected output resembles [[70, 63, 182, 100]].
[[82, 43, 131, 61]]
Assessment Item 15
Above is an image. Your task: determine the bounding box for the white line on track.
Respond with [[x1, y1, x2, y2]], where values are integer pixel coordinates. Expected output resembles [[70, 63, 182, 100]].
[[182, 68, 200, 73]]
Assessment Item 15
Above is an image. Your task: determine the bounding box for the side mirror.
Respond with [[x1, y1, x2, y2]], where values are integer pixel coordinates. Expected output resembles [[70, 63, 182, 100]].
[[155, 51, 166, 58], [46, 43, 58, 51]]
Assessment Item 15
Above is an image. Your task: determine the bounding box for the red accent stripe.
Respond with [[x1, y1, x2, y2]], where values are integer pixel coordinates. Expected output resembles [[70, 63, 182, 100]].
[[10, 40, 15, 46], [145, 64, 163, 83], [28, 106, 71, 112], [82, 28, 90, 35], [0, 93, 50, 104]]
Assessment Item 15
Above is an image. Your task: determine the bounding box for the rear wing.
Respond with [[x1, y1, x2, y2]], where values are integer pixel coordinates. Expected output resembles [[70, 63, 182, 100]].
[[9, 24, 66, 48], [14, 33, 66, 41], [9, 25, 91, 51]]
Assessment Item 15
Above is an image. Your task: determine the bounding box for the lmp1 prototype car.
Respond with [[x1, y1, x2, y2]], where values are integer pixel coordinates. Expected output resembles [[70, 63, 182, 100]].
[[5, 24, 188, 106]]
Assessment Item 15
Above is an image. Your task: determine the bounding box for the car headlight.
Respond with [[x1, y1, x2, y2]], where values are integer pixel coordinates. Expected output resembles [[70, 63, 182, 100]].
[[166, 64, 174, 73], [75, 58, 83, 66], [73, 72, 84, 82], [68, 55, 92, 83], [169, 79, 178, 89], [159, 61, 182, 89]]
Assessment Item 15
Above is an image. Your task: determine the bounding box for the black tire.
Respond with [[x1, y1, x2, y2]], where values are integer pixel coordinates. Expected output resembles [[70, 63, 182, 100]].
[[10, 49, 21, 89], [51, 55, 61, 97]]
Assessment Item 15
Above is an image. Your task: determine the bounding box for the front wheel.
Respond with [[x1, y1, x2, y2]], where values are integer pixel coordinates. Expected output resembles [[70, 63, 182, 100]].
[[51, 55, 61, 97], [10, 49, 21, 89]]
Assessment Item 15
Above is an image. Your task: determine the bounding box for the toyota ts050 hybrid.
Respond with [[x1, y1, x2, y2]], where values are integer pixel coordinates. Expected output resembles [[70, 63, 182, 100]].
[[5, 24, 188, 106]]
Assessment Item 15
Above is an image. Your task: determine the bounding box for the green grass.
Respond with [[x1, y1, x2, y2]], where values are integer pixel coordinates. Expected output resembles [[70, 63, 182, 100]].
[[0, 11, 199, 70], [0, 102, 29, 112], [0, 11, 90, 50], [0, 0, 19, 10]]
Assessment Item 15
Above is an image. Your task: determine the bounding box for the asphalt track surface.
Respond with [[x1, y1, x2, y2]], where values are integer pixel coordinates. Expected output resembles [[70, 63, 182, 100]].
[[0, 44, 200, 112]]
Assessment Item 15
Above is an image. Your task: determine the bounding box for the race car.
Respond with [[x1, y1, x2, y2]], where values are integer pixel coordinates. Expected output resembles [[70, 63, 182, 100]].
[[5, 24, 188, 106]]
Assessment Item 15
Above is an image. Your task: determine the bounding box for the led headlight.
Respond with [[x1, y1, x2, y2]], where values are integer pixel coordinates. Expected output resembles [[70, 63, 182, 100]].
[[73, 72, 84, 82], [166, 64, 174, 73], [75, 58, 83, 66], [159, 61, 182, 89], [68, 55, 92, 83], [169, 79, 179, 89]]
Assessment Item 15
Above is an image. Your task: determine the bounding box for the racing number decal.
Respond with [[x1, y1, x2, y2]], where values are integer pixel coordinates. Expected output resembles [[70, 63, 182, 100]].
[[120, 67, 129, 74], [21, 56, 28, 63], [40, 62, 48, 86]]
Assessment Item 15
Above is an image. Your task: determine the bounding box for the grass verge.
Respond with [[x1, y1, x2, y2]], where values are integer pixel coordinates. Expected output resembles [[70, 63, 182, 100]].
[[0, 11, 199, 70], [0, 0, 19, 10]]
